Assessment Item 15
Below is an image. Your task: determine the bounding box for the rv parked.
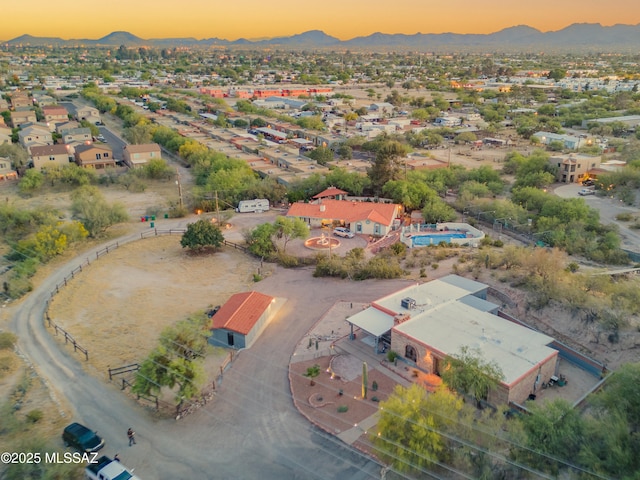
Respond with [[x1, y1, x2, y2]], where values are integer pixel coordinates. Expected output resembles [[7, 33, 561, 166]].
[[236, 199, 270, 213]]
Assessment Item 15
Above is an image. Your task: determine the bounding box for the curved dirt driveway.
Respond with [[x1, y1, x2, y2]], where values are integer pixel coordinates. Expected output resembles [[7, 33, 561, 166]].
[[10, 216, 413, 479]]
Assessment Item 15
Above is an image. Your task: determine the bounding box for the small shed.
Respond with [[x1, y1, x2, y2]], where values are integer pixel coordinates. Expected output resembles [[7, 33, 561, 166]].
[[209, 291, 277, 349]]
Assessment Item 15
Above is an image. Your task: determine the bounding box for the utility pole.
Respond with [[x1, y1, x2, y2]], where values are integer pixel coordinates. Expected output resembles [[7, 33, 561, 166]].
[[215, 190, 221, 225], [175, 168, 183, 208]]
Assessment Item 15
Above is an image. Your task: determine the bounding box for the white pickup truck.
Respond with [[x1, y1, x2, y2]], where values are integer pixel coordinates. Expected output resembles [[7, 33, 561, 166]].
[[85, 455, 141, 480], [578, 188, 595, 196]]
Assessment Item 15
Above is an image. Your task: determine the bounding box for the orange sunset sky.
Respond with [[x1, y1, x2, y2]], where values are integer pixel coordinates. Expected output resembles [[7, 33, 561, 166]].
[[2, 0, 639, 41]]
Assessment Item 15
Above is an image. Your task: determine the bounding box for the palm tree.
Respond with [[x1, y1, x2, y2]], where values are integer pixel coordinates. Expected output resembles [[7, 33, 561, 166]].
[[304, 364, 320, 386]]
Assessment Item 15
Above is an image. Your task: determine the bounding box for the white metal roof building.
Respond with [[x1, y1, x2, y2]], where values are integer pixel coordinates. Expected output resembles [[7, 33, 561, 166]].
[[346, 275, 559, 405]]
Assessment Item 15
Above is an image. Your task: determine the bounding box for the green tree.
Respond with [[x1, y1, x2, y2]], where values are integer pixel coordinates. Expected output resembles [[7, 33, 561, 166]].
[[273, 216, 309, 254], [17, 169, 44, 195], [307, 146, 334, 165], [244, 222, 277, 258], [70, 186, 128, 237], [180, 219, 224, 252], [374, 384, 466, 473], [515, 399, 584, 475], [441, 346, 504, 406], [367, 140, 410, 194]]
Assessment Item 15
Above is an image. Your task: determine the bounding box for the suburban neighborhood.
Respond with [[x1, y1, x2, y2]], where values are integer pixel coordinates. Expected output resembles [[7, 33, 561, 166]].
[[1, 21, 640, 480]]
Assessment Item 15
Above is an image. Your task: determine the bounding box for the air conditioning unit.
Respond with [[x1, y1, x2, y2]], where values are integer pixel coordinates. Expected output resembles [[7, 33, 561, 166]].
[[401, 297, 416, 310]]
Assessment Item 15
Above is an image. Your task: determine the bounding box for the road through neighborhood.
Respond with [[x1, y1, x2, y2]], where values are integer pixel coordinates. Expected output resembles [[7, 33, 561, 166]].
[[10, 217, 413, 480]]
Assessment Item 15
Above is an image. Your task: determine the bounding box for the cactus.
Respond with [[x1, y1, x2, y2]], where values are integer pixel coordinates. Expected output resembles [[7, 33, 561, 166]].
[[362, 362, 368, 399]]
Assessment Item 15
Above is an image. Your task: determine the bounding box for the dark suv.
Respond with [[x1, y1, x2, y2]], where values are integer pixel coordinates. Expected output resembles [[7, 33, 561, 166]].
[[62, 422, 105, 453]]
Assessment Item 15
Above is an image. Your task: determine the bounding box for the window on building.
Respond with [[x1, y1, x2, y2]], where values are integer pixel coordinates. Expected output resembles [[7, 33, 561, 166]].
[[95, 153, 102, 160], [49, 156, 55, 161], [104, 152, 109, 158], [405, 345, 417, 363]]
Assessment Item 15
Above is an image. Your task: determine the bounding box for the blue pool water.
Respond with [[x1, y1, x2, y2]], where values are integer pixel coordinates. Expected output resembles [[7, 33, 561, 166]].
[[412, 232, 467, 246]]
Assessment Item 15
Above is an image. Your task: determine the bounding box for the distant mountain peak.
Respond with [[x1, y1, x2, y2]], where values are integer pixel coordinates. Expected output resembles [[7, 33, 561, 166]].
[[4, 23, 640, 50]]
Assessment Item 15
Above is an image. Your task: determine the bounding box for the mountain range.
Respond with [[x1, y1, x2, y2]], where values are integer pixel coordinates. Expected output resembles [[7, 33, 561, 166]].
[[4, 23, 640, 50]]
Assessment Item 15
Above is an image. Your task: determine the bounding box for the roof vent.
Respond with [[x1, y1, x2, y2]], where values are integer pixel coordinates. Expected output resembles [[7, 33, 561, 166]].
[[320, 204, 326, 212]]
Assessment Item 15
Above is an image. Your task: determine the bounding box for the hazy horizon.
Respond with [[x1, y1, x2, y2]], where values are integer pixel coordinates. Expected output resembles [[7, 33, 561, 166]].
[[2, 0, 639, 42]]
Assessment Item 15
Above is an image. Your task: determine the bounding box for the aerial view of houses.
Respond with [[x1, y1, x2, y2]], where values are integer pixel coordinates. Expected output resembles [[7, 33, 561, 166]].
[[1, 6, 640, 479]]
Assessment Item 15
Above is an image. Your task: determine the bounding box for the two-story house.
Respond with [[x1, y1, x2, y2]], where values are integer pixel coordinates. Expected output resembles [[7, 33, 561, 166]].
[[0, 125, 12, 145], [74, 144, 115, 169], [62, 127, 93, 145], [30, 144, 72, 172], [0, 156, 18, 181], [9, 92, 31, 109], [122, 143, 162, 169], [10, 109, 37, 128], [42, 105, 69, 130], [19, 124, 53, 148], [56, 121, 80, 135], [75, 106, 101, 124]]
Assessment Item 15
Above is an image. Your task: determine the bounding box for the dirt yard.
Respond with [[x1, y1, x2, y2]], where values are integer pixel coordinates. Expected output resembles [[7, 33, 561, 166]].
[[47, 235, 263, 378]]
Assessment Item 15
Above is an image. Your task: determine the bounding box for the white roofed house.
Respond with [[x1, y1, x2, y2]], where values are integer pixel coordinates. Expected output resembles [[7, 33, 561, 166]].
[[122, 143, 162, 169], [346, 275, 561, 406]]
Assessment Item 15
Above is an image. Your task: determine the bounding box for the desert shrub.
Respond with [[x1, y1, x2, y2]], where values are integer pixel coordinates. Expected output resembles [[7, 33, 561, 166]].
[[25, 409, 43, 424], [252, 273, 263, 282], [419, 268, 427, 278], [386, 351, 398, 362], [0, 332, 17, 350], [390, 242, 406, 256], [371, 396, 379, 402], [372, 380, 378, 391], [566, 262, 579, 273], [431, 263, 439, 270], [615, 213, 634, 222], [493, 239, 504, 247], [337, 405, 349, 413], [480, 236, 493, 246], [277, 253, 299, 268], [0, 356, 13, 372]]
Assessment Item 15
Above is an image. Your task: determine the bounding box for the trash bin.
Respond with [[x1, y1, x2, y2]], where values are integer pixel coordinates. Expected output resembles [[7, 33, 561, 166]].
[[145, 215, 149, 221], [141, 216, 145, 222], [150, 222, 155, 228], [151, 215, 156, 221], [164, 213, 169, 219]]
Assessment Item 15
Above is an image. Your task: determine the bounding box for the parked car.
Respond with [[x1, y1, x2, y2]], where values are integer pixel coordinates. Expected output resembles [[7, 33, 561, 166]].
[[582, 179, 595, 186], [96, 135, 106, 142], [578, 188, 595, 196], [62, 422, 105, 453], [333, 227, 355, 238]]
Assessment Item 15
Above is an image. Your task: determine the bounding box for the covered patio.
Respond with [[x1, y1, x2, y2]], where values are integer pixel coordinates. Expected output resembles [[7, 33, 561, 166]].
[[345, 306, 394, 354]]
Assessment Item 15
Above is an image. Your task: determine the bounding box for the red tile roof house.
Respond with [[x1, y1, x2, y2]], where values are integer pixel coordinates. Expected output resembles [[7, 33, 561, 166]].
[[209, 291, 279, 349], [286, 198, 402, 236]]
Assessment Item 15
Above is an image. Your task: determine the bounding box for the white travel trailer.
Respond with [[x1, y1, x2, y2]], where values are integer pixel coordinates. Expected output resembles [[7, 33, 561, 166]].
[[236, 198, 270, 213]]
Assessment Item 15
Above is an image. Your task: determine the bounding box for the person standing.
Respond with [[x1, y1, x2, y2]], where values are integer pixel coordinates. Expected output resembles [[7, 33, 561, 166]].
[[127, 428, 136, 446]]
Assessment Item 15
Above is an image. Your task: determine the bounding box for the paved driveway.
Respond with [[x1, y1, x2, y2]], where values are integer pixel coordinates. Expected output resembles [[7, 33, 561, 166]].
[[10, 219, 411, 479]]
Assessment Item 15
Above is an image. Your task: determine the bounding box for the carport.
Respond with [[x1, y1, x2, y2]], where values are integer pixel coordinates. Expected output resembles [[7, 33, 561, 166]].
[[346, 306, 394, 354]]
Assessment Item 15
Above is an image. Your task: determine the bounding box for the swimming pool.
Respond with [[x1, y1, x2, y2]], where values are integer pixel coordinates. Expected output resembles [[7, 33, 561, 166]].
[[411, 232, 467, 246]]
